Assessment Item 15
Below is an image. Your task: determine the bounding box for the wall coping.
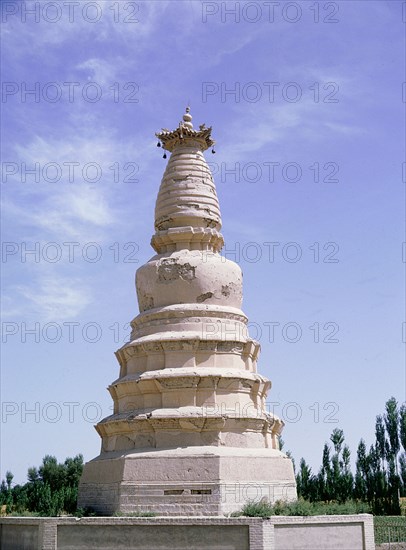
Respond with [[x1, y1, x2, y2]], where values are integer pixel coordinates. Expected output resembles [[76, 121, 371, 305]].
[[0, 513, 374, 525]]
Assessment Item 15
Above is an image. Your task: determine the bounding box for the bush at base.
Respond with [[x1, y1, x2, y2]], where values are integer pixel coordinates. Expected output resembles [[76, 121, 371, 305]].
[[232, 498, 372, 517]]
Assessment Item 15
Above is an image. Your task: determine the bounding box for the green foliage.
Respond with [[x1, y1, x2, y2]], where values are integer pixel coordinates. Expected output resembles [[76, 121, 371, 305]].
[[234, 500, 273, 517], [0, 454, 83, 516], [400, 405, 406, 453], [11, 484, 29, 514], [295, 459, 314, 501], [5, 471, 13, 491], [385, 398, 400, 458], [330, 428, 344, 455], [235, 498, 372, 518], [7, 510, 40, 517], [27, 467, 39, 483], [295, 397, 405, 515], [400, 454, 406, 491]]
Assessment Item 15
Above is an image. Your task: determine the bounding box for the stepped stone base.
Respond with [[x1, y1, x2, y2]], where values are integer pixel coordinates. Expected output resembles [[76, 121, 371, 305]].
[[78, 446, 297, 516]]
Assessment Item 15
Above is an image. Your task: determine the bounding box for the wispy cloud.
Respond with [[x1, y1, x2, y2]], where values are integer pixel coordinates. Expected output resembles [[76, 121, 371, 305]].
[[3, 128, 157, 241], [76, 58, 117, 86], [3, 186, 114, 241], [2, 1, 171, 60], [3, 275, 91, 322], [4, 136, 118, 241], [219, 77, 364, 159], [323, 122, 364, 135]]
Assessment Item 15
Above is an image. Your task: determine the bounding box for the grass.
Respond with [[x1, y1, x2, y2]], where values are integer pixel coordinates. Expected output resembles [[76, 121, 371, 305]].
[[5, 510, 40, 517], [232, 498, 372, 518]]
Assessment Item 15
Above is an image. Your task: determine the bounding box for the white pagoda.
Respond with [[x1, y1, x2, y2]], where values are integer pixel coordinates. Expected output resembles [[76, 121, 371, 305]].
[[78, 108, 297, 515]]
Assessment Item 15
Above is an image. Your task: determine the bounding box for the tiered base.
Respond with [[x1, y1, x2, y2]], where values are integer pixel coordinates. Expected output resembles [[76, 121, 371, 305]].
[[78, 447, 297, 516]]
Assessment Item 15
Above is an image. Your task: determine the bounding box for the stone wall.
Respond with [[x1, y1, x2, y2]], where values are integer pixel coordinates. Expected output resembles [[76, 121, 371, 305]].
[[0, 514, 375, 550], [0, 522, 39, 550]]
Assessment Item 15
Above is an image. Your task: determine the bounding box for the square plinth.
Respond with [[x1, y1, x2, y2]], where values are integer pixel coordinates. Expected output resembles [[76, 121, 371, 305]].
[[78, 446, 297, 516]]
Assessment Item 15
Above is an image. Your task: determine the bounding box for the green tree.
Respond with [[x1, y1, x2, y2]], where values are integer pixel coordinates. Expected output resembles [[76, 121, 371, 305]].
[[1, 453, 84, 516], [387, 457, 401, 514], [399, 454, 406, 496], [354, 439, 368, 501], [39, 456, 66, 492], [375, 415, 386, 471], [318, 443, 333, 501], [5, 471, 13, 491], [330, 428, 344, 455], [400, 404, 406, 496], [340, 444, 353, 502], [384, 398, 400, 460], [64, 455, 83, 488], [400, 404, 406, 453], [383, 398, 401, 511], [12, 484, 28, 513], [27, 467, 39, 483], [327, 430, 353, 503], [296, 458, 314, 501], [0, 480, 7, 505], [329, 429, 342, 501]]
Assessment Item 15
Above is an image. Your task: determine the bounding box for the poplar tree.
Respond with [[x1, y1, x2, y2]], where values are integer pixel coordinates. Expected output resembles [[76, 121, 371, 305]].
[[354, 439, 368, 501]]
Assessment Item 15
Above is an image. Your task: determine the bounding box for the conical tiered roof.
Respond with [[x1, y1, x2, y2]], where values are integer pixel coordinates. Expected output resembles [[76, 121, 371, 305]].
[[152, 108, 223, 252]]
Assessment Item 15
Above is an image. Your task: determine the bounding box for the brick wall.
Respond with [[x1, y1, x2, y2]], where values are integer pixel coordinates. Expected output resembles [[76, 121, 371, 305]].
[[0, 514, 375, 550]]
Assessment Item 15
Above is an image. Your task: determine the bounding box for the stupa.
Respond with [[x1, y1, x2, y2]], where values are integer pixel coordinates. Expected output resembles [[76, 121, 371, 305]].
[[78, 108, 297, 515]]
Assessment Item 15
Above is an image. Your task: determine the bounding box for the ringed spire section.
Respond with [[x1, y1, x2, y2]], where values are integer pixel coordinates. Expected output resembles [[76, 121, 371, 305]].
[[153, 108, 223, 253]]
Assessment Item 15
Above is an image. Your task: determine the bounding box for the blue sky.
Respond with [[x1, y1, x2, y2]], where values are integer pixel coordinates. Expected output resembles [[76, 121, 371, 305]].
[[1, 0, 405, 484]]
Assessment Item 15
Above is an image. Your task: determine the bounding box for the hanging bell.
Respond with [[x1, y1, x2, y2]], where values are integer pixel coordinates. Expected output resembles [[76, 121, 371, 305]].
[[211, 148, 216, 154], [157, 141, 161, 147], [163, 152, 167, 159]]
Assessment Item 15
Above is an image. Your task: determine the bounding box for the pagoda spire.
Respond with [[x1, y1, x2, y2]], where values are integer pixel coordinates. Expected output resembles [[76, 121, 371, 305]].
[[152, 108, 223, 255], [156, 107, 215, 152]]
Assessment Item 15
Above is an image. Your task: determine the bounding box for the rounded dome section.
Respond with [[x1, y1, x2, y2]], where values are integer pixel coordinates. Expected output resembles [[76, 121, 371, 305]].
[[155, 146, 221, 232], [136, 250, 242, 312]]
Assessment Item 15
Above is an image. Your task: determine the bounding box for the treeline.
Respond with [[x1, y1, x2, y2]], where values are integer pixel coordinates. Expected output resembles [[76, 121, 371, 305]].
[[0, 454, 83, 516], [0, 398, 405, 516], [295, 397, 406, 515]]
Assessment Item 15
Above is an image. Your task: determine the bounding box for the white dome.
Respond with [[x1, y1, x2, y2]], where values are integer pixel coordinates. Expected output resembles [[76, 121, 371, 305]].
[[136, 249, 242, 312]]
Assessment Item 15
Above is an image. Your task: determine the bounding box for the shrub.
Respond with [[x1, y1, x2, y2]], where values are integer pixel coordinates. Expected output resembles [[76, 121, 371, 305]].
[[237, 498, 372, 518]]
